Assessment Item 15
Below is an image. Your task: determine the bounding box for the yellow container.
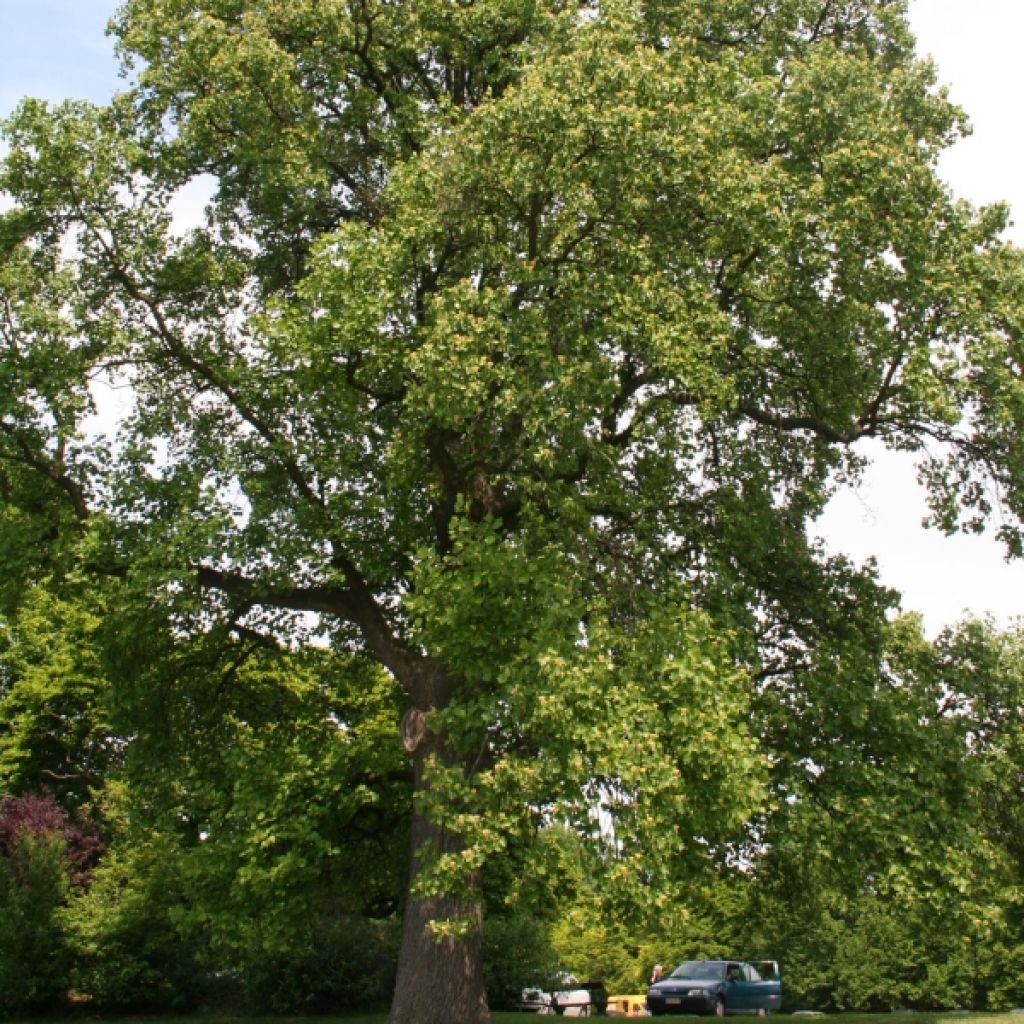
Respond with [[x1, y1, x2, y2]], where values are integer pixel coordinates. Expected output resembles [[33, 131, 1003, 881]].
[[606, 993, 649, 1016]]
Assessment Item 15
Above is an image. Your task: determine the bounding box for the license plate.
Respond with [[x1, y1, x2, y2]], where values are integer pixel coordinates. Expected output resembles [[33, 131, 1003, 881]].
[[667, 998, 681, 1005]]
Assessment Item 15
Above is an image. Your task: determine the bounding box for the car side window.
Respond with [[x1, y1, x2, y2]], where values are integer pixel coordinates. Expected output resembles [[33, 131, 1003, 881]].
[[745, 964, 762, 982], [726, 964, 742, 982]]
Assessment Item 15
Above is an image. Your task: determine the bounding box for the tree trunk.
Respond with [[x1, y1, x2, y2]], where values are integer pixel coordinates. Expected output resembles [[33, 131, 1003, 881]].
[[388, 729, 490, 1024]]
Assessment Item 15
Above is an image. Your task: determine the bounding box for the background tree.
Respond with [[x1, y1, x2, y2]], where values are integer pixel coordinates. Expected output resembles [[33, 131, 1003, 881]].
[[739, 613, 1024, 1011], [63, 602, 411, 1013], [4, 2, 1024, 1022]]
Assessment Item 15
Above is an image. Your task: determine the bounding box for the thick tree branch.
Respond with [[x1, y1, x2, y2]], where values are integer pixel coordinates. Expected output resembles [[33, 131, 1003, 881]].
[[0, 421, 90, 520], [737, 399, 892, 444], [195, 564, 446, 702]]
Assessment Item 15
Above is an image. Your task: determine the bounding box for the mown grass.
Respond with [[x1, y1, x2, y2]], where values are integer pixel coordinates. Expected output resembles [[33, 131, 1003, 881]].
[[282, 1016, 1021, 1024], [7, 1014, 1023, 1024]]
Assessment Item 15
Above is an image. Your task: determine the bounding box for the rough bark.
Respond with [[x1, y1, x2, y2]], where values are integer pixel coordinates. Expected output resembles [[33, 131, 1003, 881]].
[[388, 731, 490, 1024]]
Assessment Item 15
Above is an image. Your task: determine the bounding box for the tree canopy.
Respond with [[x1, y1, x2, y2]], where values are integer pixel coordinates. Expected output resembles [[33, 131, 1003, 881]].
[[3, 2, 1024, 1022]]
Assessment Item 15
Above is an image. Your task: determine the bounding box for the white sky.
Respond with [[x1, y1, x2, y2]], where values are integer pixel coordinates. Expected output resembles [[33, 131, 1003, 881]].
[[0, 0, 1021, 635]]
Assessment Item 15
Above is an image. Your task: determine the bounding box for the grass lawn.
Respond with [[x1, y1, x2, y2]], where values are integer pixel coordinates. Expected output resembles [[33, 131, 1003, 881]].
[[496, 1017, 1015, 1024], [273, 1016, 1022, 1024], [8, 1014, 1023, 1024]]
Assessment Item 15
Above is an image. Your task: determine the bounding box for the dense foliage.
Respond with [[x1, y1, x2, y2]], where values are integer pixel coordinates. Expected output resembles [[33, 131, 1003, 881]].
[[3, 0, 1024, 1021], [1, 588, 1022, 1014]]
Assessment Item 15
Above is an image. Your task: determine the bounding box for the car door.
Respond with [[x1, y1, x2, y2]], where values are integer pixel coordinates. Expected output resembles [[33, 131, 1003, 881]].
[[747, 962, 783, 1013], [724, 963, 751, 1011]]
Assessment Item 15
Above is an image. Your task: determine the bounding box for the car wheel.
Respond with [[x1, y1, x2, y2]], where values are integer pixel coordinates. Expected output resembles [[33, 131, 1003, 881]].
[[715, 997, 727, 1018]]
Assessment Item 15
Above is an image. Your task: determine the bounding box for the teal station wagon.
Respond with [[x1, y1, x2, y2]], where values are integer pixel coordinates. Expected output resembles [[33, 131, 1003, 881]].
[[646, 960, 782, 1017]]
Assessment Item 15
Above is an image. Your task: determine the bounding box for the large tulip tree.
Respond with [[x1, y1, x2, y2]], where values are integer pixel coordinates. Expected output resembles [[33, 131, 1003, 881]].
[[3, 2, 1023, 1021]]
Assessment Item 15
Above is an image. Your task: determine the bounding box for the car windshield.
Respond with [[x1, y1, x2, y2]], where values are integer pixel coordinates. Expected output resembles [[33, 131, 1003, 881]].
[[669, 962, 725, 981]]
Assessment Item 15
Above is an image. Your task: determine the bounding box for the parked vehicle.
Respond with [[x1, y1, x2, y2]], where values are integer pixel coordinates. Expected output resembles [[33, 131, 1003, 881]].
[[646, 960, 781, 1017]]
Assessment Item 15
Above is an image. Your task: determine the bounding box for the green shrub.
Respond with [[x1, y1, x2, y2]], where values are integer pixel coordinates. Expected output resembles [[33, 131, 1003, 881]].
[[234, 914, 400, 1013], [0, 830, 72, 1014], [65, 837, 213, 1012], [483, 914, 561, 1010]]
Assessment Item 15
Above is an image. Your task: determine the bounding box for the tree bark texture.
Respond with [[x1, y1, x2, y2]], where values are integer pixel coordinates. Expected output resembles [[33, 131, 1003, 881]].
[[388, 732, 490, 1024]]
